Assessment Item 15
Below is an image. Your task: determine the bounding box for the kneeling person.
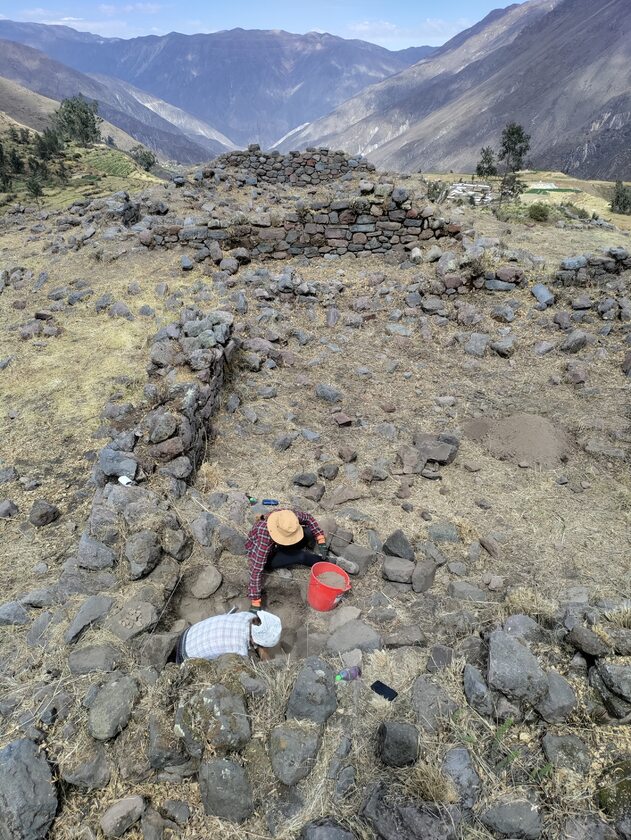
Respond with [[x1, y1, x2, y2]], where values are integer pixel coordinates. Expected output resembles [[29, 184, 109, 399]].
[[246, 508, 327, 609], [176, 609, 281, 663]]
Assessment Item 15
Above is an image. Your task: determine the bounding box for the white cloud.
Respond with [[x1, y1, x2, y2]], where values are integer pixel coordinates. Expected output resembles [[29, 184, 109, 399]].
[[98, 2, 165, 14], [346, 17, 472, 48]]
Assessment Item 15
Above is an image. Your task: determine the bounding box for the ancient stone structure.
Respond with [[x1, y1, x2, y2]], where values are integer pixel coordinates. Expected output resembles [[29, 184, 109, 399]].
[[213, 144, 374, 186], [141, 185, 461, 263], [555, 247, 631, 286]]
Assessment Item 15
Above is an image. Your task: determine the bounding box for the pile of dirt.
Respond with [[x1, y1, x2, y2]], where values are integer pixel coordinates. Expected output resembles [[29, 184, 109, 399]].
[[465, 412, 570, 468]]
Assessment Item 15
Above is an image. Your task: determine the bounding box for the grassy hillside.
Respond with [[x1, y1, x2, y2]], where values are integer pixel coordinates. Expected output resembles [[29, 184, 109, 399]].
[[425, 169, 631, 233], [0, 136, 160, 211]]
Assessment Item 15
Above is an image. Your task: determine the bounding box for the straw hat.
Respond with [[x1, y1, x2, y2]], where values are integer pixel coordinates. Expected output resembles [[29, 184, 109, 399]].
[[267, 509, 303, 545]]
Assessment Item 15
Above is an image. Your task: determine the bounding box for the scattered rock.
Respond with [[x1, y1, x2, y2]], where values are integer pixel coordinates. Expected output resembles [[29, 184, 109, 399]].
[[481, 800, 542, 839], [100, 796, 145, 837], [327, 620, 382, 654], [382, 529, 415, 560], [287, 657, 337, 724], [376, 721, 419, 767], [542, 733, 590, 774], [0, 739, 58, 840], [411, 677, 458, 733], [535, 670, 577, 722], [382, 557, 414, 583], [198, 759, 254, 823], [442, 747, 481, 811], [487, 630, 547, 704], [88, 675, 139, 741], [270, 722, 321, 785], [190, 566, 223, 598], [28, 499, 60, 527], [0, 601, 30, 626]]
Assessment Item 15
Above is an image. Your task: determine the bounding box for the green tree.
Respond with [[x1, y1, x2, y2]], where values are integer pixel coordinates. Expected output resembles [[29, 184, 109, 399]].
[[476, 146, 497, 178], [19, 128, 31, 144], [35, 128, 64, 160], [8, 125, 19, 142], [9, 149, 24, 174], [56, 160, 69, 185], [130, 144, 157, 171], [611, 181, 631, 215], [498, 122, 531, 173], [28, 156, 49, 180], [52, 96, 102, 146], [25, 174, 44, 203]]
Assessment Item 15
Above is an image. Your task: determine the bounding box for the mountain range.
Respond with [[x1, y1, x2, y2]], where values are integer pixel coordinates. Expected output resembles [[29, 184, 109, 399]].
[[279, 0, 631, 180], [0, 22, 432, 153], [0, 1, 629, 178]]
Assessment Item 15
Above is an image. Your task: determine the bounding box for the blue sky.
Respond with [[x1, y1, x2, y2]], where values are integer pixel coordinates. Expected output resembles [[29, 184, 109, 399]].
[[0, 1, 523, 48]]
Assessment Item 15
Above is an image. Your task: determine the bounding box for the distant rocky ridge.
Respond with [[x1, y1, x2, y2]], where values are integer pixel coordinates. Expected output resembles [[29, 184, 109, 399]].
[[280, 0, 631, 180], [0, 22, 433, 150], [0, 39, 230, 163]]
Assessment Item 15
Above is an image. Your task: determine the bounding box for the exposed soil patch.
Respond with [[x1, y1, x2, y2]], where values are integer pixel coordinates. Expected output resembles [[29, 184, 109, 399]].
[[464, 412, 570, 468]]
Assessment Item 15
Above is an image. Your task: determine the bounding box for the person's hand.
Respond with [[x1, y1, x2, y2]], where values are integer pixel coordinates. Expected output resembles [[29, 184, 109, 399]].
[[249, 599, 261, 614]]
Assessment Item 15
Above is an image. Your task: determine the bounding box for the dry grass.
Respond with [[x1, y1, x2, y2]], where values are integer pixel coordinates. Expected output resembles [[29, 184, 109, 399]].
[[1, 169, 630, 838]]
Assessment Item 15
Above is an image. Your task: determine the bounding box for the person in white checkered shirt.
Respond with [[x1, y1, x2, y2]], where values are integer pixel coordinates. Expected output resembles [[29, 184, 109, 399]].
[[175, 609, 282, 663]]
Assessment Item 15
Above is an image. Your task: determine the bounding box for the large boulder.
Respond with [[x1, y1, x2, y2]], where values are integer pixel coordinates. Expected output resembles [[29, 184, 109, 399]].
[[326, 620, 381, 654], [361, 783, 461, 840], [88, 675, 139, 741], [487, 630, 547, 705], [270, 722, 321, 785], [198, 759, 254, 823], [376, 721, 419, 767], [287, 658, 337, 724], [174, 684, 251, 758], [0, 739, 58, 840], [411, 677, 458, 733], [481, 800, 542, 839]]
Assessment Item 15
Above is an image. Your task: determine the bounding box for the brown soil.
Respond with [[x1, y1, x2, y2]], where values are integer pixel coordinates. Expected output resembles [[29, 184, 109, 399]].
[[464, 412, 571, 468], [316, 570, 348, 589]]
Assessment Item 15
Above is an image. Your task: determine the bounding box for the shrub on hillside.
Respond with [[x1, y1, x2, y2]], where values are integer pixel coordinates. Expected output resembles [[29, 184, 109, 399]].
[[52, 96, 102, 147], [528, 202, 550, 222], [611, 181, 631, 215]]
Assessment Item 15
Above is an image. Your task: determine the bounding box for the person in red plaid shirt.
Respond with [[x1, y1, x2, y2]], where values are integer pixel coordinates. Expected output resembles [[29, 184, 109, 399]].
[[246, 508, 327, 609]]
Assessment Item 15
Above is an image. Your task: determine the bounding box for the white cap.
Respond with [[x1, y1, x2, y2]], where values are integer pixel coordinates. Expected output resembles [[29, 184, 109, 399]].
[[251, 610, 282, 648]]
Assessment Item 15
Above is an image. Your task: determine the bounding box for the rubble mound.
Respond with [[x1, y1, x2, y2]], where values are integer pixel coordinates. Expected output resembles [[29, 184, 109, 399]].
[[465, 412, 570, 468]]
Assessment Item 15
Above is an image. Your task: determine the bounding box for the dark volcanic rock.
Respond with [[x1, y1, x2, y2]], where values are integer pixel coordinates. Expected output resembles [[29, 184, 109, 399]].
[[376, 721, 419, 767], [362, 783, 461, 839], [287, 657, 337, 724], [0, 739, 58, 840], [198, 759, 254, 823]]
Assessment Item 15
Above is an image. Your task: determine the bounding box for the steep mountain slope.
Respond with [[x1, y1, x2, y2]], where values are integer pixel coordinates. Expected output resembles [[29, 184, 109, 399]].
[[89, 75, 237, 155], [0, 75, 139, 151], [0, 22, 434, 147], [279, 0, 631, 179], [0, 39, 230, 162], [277, 0, 561, 154]]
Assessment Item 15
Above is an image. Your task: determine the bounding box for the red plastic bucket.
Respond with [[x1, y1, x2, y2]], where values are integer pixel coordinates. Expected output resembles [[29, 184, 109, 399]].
[[307, 561, 351, 611]]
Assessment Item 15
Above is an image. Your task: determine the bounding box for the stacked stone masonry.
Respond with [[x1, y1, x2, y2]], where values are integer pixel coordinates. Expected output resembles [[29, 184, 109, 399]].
[[555, 247, 631, 287], [214, 144, 375, 186], [142, 184, 461, 262]]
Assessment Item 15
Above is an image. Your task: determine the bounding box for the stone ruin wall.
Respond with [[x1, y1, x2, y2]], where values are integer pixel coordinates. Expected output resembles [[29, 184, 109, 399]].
[[141, 182, 463, 264], [52, 307, 237, 660], [213, 144, 375, 186]]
